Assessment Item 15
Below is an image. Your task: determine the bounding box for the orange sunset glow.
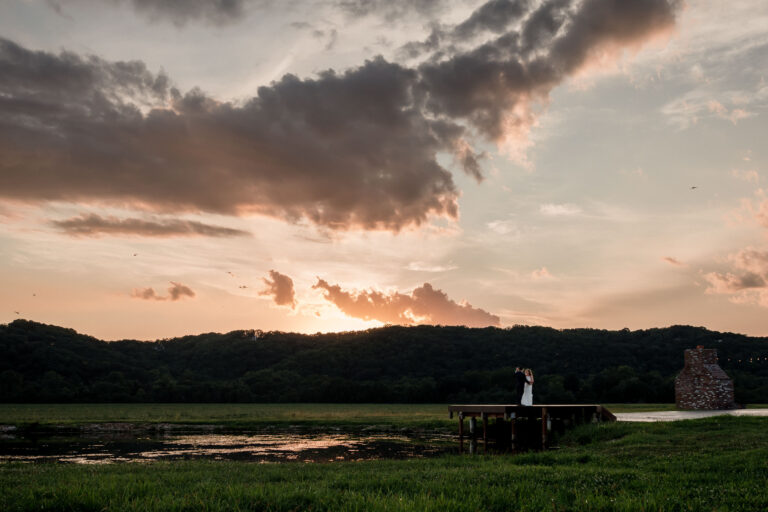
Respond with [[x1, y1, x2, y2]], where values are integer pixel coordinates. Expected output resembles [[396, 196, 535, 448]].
[[1, 0, 768, 340]]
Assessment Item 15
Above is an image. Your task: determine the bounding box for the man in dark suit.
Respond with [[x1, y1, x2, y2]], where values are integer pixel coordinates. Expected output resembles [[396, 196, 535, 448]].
[[514, 367, 526, 405]]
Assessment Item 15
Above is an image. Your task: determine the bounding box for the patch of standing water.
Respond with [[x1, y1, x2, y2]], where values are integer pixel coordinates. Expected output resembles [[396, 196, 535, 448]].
[[0, 430, 455, 464]]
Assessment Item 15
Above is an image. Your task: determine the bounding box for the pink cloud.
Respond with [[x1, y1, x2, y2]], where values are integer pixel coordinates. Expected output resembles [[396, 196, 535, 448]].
[[131, 282, 196, 301], [703, 248, 768, 307], [260, 270, 297, 309], [730, 169, 760, 184], [731, 190, 768, 230], [531, 267, 554, 279], [313, 279, 500, 327], [755, 200, 768, 230]]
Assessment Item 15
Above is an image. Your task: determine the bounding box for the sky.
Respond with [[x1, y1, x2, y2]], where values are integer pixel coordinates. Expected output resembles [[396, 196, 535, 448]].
[[1, 0, 767, 340]]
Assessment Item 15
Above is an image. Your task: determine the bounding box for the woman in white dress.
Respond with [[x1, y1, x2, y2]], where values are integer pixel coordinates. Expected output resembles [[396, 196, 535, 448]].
[[521, 369, 534, 406]]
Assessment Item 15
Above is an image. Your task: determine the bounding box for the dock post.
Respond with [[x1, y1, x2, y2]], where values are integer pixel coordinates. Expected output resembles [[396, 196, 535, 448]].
[[481, 413, 488, 454], [458, 413, 464, 454], [541, 407, 548, 448], [509, 415, 516, 452], [469, 417, 476, 439]]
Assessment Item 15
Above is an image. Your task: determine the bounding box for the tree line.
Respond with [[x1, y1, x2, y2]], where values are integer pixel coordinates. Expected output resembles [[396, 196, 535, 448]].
[[1, 320, 767, 404]]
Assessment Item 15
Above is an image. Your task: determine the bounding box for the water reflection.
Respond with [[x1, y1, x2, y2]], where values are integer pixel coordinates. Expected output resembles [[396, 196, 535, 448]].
[[0, 430, 454, 464]]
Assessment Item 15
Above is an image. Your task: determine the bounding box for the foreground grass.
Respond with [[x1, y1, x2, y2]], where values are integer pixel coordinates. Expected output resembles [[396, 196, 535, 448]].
[[2, 416, 767, 511], [0, 403, 691, 430]]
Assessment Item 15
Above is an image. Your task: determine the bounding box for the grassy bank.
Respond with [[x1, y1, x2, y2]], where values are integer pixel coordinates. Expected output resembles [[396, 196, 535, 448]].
[[0, 403, 454, 429], [2, 416, 767, 511], [0, 403, 690, 429]]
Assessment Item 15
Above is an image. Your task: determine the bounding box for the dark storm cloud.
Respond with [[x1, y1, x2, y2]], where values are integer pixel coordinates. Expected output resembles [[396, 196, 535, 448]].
[[398, 27, 446, 61], [132, 282, 196, 301], [47, 0, 248, 27], [0, 39, 461, 231], [452, 0, 530, 39], [337, 0, 446, 22], [51, 214, 251, 238], [0, 1, 681, 231], [0, 37, 170, 102], [518, 0, 571, 55], [128, 0, 246, 26], [260, 270, 297, 308], [314, 279, 501, 327], [398, 0, 556, 61], [398, 1, 529, 60], [417, 0, 680, 140]]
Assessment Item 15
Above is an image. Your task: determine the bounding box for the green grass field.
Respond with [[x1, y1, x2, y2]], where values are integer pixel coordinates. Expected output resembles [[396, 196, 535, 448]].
[[0, 403, 704, 429], [2, 416, 766, 511], [0, 403, 454, 429]]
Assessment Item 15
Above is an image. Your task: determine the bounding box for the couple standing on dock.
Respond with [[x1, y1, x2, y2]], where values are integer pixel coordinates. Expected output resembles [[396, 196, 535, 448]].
[[514, 367, 534, 406]]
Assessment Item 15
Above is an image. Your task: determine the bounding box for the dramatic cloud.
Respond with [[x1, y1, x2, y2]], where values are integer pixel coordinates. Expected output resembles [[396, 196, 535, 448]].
[[400, 0, 531, 57], [704, 249, 768, 307], [0, 39, 459, 231], [313, 279, 500, 327], [47, 0, 247, 26], [416, 0, 680, 143], [51, 214, 251, 238], [452, 0, 530, 40], [260, 270, 297, 308], [0, 1, 680, 231], [132, 282, 196, 301]]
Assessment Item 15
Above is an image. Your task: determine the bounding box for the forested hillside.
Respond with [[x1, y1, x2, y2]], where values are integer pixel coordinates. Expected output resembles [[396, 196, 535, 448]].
[[1, 320, 767, 404]]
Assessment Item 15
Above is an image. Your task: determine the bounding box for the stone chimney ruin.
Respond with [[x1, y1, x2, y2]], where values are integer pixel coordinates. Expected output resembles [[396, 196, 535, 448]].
[[675, 347, 736, 410]]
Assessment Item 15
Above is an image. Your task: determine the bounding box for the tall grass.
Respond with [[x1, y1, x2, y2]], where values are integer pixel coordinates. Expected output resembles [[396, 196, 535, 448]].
[[2, 416, 767, 511], [0, 403, 453, 428], [0, 403, 692, 429]]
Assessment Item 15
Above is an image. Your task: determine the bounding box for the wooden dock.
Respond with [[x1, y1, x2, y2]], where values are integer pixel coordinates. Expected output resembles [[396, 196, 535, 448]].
[[448, 404, 616, 453]]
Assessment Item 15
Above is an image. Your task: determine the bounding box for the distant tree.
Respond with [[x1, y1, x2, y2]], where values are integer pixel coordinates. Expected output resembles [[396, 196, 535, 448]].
[[1, 319, 766, 404], [0, 370, 23, 402]]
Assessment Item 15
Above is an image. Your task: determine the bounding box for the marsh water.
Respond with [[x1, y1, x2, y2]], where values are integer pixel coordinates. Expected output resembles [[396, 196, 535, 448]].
[[0, 426, 455, 464]]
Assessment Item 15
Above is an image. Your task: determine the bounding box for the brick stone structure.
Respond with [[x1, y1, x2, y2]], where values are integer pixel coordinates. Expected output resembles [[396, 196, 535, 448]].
[[675, 347, 735, 410]]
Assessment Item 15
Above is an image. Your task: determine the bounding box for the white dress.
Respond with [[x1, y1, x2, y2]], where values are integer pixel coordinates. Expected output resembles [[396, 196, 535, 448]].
[[521, 377, 533, 406]]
